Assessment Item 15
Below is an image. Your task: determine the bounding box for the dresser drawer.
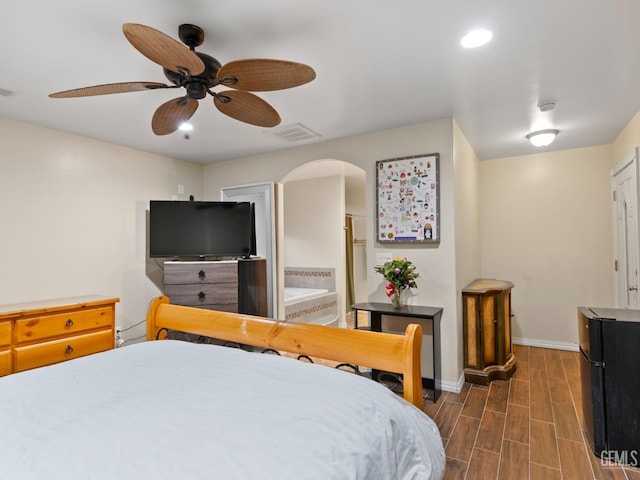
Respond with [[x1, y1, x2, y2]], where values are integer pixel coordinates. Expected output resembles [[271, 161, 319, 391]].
[[164, 262, 238, 285], [0, 350, 11, 376], [14, 330, 114, 372], [164, 283, 238, 306], [0, 321, 11, 348], [14, 307, 113, 345]]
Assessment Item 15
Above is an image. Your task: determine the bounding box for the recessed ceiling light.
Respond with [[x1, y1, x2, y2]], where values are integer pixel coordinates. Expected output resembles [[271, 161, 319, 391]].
[[178, 123, 193, 131], [461, 29, 493, 48]]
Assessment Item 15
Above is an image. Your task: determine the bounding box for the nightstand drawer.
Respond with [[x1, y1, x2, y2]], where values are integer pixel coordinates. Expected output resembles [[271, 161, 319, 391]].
[[14, 330, 113, 372], [0, 321, 11, 348], [164, 283, 238, 306], [164, 262, 238, 285], [0, 350, 11, 376], [14, 307, 113, 345]]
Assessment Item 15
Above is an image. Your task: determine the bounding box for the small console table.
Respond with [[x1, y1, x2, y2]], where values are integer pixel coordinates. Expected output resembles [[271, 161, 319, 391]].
[[351, 302, 443, 402]]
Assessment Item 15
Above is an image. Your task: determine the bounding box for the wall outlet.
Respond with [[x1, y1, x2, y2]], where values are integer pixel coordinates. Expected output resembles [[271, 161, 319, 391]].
[[178, 184, 184, 195], [115, 326, 124, 348]]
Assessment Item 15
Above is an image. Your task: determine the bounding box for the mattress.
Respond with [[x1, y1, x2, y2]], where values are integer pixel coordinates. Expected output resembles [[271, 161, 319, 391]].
[[0, 340, 445, 479]]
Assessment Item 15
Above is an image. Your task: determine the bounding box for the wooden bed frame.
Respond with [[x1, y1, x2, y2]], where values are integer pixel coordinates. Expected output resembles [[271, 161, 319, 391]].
[[146, 296, 425, 409]]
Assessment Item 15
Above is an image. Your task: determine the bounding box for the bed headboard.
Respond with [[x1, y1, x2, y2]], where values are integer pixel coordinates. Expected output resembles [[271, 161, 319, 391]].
[[146, 296, 424, 409]]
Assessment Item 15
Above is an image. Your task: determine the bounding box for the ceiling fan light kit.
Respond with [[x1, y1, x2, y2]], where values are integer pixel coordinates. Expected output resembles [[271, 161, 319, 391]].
[[49, 23, 316, 136], [460, 29, 493, 48], [526, 129, 559, 147]]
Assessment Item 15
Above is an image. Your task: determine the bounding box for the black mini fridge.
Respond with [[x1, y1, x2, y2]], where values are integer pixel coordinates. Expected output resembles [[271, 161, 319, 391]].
[[578, 307, 640, 459]]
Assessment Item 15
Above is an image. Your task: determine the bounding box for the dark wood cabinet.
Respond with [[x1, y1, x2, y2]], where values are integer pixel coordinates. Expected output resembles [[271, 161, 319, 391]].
[[163, 259, 267, 316], [462, 279, 516, 384]]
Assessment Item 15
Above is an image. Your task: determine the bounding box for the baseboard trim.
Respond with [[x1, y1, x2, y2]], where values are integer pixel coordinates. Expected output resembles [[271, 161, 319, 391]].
[[438, 372, 465, 394], [513, 337, 578, 352]]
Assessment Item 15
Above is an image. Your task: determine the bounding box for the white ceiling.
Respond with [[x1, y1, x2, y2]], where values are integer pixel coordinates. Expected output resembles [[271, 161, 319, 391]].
[[2, 1, 640, 165]]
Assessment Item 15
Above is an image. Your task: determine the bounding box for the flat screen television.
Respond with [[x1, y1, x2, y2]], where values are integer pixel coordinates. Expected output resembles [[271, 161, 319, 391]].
[[149, 200, 256, 258]]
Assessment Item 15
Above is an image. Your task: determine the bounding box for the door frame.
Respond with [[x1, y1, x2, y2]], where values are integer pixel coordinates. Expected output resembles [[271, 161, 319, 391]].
[[221, 182, 277, 318], [611, 146, 640, 308]]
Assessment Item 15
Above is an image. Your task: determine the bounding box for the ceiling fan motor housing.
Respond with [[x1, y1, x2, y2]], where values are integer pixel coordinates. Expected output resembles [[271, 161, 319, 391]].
[[163, 52, 222, 99]]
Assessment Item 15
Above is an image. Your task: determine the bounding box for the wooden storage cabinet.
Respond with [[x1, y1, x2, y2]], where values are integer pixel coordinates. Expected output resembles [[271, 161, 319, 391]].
[[0, 295, 119, 376], [462, 279, 516, 384], [0, 320, 11, 376], [164, 261, 238, 312]]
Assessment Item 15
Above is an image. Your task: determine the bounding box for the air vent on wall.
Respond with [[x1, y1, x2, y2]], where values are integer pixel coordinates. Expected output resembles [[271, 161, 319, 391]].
[[268, 123, 322, 142]]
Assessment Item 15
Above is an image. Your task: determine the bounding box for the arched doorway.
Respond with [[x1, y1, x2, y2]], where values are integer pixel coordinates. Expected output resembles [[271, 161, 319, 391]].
[[281, 160, 366, 327]]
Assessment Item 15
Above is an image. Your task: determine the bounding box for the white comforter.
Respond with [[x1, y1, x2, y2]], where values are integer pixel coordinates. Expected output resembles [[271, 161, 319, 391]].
[[0, 340, 445, 479]]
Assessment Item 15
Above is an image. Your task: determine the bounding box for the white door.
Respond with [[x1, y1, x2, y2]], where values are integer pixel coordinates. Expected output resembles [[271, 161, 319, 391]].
[[221, 183, 277, 318], [611, 147, 640, 309]]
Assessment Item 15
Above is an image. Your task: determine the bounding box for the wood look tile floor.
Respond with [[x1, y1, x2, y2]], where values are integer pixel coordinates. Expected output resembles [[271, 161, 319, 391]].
[[426, 345, 640, 480]]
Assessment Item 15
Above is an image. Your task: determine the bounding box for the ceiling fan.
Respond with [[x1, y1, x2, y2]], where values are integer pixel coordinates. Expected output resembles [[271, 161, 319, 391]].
[[49, 23, 316, 135]]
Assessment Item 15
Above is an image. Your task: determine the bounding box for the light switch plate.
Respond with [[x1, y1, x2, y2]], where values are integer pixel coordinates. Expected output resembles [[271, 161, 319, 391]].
[[376, 253, 393, 265]]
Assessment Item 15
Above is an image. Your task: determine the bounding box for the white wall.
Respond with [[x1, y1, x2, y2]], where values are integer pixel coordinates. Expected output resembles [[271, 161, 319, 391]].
[[202, 119, 462, 387], [283, 175, 345, 316], [479, 145, 614, 348], [0, 117, 203, 343]]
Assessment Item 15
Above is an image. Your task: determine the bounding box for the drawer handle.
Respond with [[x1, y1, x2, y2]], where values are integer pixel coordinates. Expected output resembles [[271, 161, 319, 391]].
[[198, 270, 206, 279], [65, 345, 74, 355], [65, 319, 74, 328], [198, 291, 206, 299]]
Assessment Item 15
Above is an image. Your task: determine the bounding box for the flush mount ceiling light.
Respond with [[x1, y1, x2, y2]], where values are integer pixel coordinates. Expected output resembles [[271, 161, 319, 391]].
[[526, 129, 559, 147], [461, 29, 493, 48]]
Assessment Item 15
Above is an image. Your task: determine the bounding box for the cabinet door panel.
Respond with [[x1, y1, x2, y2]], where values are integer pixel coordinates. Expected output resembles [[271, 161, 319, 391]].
[[464, 297, 480, 368], [482, 296, 496, 365]]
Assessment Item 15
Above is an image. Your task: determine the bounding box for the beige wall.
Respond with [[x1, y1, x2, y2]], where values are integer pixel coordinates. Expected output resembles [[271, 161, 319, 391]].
[[479, 145, 614, 348], [452, 120, 482, 375], [452, 121, 482, 297], [283, 175, 346, 316], [612, 111, 640, 165], [203, 119, 463, 389], [0, 117, 203, 342], [5, 106, 633, 386]]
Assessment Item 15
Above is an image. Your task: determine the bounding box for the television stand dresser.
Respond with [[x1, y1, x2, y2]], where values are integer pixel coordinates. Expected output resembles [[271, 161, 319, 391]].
[[163, 258, 268, 316], [0, 295, 119, 376]]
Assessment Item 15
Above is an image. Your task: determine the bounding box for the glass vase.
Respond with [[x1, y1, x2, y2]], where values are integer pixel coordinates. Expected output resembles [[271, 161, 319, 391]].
[[390, 288, 405, 309]]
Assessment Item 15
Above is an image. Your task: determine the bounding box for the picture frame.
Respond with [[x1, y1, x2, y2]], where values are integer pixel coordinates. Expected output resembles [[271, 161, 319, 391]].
[[376, 153, 440, 243]]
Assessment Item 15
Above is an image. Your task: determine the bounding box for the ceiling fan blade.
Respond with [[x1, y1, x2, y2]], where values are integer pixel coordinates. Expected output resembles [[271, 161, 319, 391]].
[[216, 59, 316, 92], [123, 23, 205, 76], [49, 82, 169, 98], [152, 97, 199, 135], [214, 90, 281, 127]]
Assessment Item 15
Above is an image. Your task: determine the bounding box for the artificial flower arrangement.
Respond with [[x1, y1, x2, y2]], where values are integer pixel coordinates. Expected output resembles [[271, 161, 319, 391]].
[[374, 257, 419, 308]]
